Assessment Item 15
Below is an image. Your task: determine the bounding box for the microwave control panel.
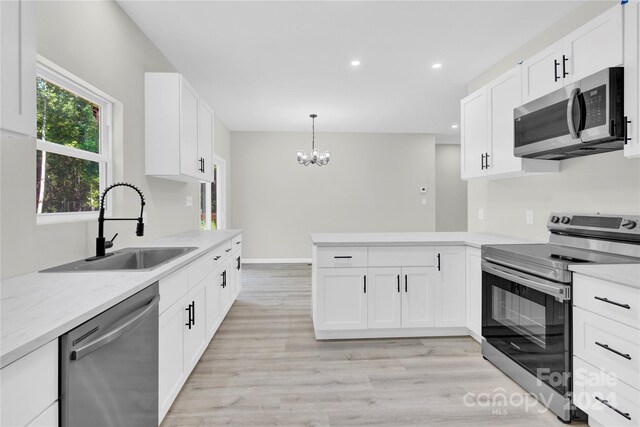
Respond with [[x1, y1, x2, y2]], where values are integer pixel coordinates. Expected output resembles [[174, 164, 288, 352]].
[[582, 85, 606, 130]]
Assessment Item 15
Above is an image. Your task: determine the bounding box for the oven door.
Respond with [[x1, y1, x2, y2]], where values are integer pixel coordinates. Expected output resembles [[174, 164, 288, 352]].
[[481, 261, 571, 394]]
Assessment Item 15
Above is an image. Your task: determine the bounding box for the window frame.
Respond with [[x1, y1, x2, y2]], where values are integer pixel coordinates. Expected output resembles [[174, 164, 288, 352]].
[[35, 58, 113, 225], [199, 155, 226, 231]]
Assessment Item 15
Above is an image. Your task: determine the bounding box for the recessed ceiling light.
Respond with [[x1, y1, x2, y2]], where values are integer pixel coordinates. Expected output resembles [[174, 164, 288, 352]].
[[351, 60, 361, 66], [451, 124, 458, 129], [432, 63, 442, 69]]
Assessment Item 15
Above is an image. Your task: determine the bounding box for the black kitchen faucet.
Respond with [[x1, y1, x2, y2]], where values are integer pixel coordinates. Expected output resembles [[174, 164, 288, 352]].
[[91, 182, 145, 259]]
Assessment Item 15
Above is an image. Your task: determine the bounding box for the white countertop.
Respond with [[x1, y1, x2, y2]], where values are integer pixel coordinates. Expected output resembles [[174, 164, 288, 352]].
[[310, 232, 537, 249], [570, 263, 640, 288], [0, 229, 241, 369]]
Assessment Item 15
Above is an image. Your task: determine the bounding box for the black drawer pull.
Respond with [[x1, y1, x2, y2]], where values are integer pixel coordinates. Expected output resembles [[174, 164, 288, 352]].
[[404, 275, 408, 293], [595, 341, 631, 360], [225, 248, 232, 253], [214, 255, 221, 261], [363, 275, 367, 293], [594, 296, 631, 310], [236, 241, 241, 245], [437, 253, 441, 271], [595, 396, 631, 421], [334, 256, 352, 259], [397, 274, 400, 293]]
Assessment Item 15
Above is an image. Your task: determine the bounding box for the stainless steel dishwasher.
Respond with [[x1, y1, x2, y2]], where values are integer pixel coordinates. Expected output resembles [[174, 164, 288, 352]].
[[60, 283, 159, 427]]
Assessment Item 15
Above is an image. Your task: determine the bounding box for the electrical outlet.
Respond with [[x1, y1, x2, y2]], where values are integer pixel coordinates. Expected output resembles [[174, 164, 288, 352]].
[[186, 196, 193, 207], [526, 209, 534, 225], [478, 208, 484, 220]]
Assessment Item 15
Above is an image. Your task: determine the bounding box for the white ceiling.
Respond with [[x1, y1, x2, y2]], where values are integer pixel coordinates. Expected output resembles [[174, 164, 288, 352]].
[[118, 0, 587, 136]]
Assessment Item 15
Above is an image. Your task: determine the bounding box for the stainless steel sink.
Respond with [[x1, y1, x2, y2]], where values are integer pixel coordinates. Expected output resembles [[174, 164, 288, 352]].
[[41, 247, 198, 272]]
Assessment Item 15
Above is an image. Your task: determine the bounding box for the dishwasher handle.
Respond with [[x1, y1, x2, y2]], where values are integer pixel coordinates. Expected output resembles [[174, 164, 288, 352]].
[[70, 294, 160, 361]]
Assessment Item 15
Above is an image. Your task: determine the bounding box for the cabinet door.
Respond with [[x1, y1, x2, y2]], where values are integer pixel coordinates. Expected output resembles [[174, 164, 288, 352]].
[[434, 247, 466, 328], [624, 1, 640, 158], [159, 297, 187, 420], [367, 267, 402, 329], [487, 66, 523, 175], [204, 270, 221, 340], [179, 79, 199, 179], [183, 284, 207, 373], [401, 267, 436, 328], [460, 88, 488, 179], [563, 5, 623, 85], [233, 251, 242, 297], [0, 0, 36, 137], [198, 102, 214, 181], [465, 247, 482, 340], [219, 267, 231, 315], [521, 40, 564, 103], [316, 268, 368, 331]]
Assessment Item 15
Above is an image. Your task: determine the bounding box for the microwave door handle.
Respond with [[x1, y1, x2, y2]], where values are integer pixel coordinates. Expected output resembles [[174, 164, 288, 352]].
[[567, 88, 581, 139]]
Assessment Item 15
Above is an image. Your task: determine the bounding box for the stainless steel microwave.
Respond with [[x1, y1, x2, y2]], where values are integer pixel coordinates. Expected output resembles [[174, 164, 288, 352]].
[[514, 67, 625, 160]]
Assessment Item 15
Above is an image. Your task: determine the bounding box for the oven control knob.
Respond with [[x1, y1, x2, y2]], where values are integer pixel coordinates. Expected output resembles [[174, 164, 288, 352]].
[[561, 216, 571, 225], [550, 216, 560, 224], [622, 220, 637, 230]]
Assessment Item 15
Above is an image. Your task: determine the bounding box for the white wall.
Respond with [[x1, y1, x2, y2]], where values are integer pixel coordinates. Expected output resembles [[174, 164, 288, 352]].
[[230, 132, 436, 260], [435, 144, 467, 232], [467, 1, 640, 241], [0, 1, 231, 278]]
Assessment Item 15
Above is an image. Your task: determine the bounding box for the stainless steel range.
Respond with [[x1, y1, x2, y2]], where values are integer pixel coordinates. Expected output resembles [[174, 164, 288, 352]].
[[481, 213, 640, 423]]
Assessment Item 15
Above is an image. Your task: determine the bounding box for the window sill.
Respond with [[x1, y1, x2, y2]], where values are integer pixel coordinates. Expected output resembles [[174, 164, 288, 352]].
[[37, 212, 99, 225]]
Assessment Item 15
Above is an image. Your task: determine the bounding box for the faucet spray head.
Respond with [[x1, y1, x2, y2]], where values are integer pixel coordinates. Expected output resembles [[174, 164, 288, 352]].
[[136, 220, 144, 237]]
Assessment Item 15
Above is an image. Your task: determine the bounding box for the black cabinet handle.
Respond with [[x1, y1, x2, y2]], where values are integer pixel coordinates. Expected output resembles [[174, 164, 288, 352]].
[[624, 116, 630, 145], [562, 55, 569, 77], [595, 396, 631, 421], [236, 256, 241, 271], [397, 274, 400, 293], [405, 275, 408, 293], [595, 341, 631, 360], [334, 256, 352, 259], [185, 305, 192, 329], [481, 153, 485, 170], [221, 270, 226, 288], [554, 59, 560, 82], [437, 253, 441, 271], [363, 275, 367, 293], [594, 296, 631, 310], [485, 153, 490, 169], [214, 255, 221, 261], [192, 301, 196, 326], [202, 158, 205, 173], [236, 241, 241, 245], [225, 248, 232, 253]]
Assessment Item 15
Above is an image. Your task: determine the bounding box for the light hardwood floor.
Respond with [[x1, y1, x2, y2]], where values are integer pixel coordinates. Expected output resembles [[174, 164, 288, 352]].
[[162, 264, 575, 426]]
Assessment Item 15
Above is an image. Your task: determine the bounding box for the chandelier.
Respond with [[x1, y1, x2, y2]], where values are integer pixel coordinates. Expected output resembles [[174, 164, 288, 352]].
[[297, 114, 330, 166]]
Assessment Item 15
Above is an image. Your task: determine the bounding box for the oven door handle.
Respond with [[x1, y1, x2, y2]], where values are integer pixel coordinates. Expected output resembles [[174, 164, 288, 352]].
[[481, 261, 571, 301]]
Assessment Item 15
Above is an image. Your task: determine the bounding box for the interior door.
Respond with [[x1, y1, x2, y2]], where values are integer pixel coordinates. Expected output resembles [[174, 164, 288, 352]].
[[316, 268, 367, 331], [487, 66, 523, 175], [460, 88, 488, 179], [401, 267, 436, 328], [367, 267, 402, 329], [179, 79, 199, 179], [521, 40, 564, 103]]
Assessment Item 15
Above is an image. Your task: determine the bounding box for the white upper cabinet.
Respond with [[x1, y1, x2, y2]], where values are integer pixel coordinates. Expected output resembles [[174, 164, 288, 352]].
[[624, 0, 640, 158], [1, 0, 36, 137], [522, 5, 623, 103], [461, 66, 558, 181], [145, 73, 215, 182]]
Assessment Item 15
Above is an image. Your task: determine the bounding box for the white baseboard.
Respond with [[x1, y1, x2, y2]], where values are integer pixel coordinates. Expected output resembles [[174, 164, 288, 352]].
[[314, 326, 470, 340], [242, 258, 312, 264]]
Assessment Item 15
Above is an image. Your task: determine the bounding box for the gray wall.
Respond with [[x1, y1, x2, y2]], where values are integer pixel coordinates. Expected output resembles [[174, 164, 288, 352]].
[[467, 1, 640, 240], [230, 132, 436, 260], [0, 1, 231, 278], [435, 144, 467, 232]]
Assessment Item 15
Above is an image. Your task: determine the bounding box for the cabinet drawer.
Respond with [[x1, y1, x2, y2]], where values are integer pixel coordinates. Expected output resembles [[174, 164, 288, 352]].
[[1, 340, 58, 427], [368, 246, 435, 267], [574, 274, 639, 329], [574, 307, 640, 390], [317, 247, 367, 268], [574, 356, 639, 427], [188, 253, 213, 289], [159, 267, 189, 313]]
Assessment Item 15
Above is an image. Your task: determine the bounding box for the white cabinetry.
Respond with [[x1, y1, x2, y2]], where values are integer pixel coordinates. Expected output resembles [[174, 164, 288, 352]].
[[183, 282, 207, 373], [0, 0, 36, 137], [434, 246, 466, 328], [624, 1, 640, 158], [0, 340, 58, 427], [522, 5, 623, 103], [572, 273, 640, 427], [461, 66, 558, 180], [367, 268, 402, 329], [316, 267, 368, 331], [158, 295, 187, 420], [401, 267, 436, 328], [145, 73, 215, 182], [465, 247, 482, 341]]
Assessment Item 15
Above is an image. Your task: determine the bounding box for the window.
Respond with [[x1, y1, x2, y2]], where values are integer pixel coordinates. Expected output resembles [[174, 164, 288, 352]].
[[35, 61, 112, 223], [200, 156, 226, 230]]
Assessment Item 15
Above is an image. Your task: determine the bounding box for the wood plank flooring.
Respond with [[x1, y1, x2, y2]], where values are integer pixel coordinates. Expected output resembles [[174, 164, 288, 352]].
[[162, 264, 575, 426]]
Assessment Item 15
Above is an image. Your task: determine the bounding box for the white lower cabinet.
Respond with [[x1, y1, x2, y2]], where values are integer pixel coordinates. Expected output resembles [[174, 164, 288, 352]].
[[183, 283, 207, 373], [316, 267, 368, 331], [0, 339, 58, 427], [313, 244, 471, 339], [465, 247, 482, 341], [26, 401, 59, 427], [204, 270, 221, 341], [158, 296, 187, 421]]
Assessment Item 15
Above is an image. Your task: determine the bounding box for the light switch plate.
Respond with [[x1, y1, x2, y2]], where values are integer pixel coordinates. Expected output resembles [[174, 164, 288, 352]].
[[422, 198, 427, 205], [526, 209, 534, 224], [186, 196, 193, 207], [478, 208, 484, 220]]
